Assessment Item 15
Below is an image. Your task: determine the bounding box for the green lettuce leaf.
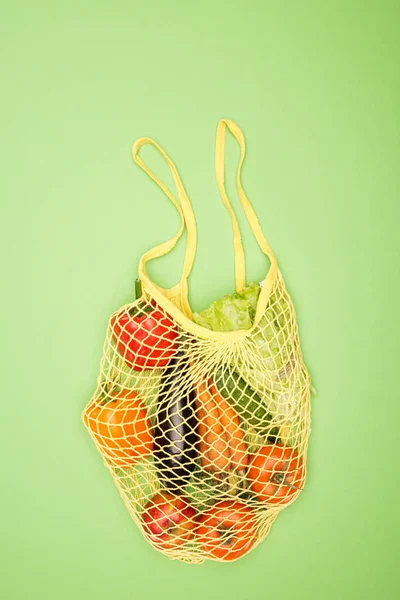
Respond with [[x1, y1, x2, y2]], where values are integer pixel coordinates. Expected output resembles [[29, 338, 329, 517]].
[[193, 282, 261, 332]]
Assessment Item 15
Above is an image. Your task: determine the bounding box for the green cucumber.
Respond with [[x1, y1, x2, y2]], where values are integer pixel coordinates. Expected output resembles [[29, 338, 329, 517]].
[[214, 367, 279, 441]]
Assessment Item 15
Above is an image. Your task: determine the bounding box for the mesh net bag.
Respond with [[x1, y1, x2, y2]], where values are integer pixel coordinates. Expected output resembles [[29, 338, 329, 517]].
[[82, 119, 312, 563]]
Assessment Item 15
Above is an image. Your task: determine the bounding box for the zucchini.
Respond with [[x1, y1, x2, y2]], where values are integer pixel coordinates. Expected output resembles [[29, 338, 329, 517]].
[[214, 367, 279, 441]]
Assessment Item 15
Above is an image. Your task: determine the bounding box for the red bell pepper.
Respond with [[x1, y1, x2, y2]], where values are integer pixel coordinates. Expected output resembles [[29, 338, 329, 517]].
[[111, 303, 178, 371]]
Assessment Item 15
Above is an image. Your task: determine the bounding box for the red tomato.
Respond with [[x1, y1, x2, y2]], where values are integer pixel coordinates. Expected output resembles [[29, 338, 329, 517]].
[[247, 444, 305, 505], [142, 492, 197, 550], [110, 304, 178, 371], [84, 388, 153, 466], [197, 501, 257, 561]]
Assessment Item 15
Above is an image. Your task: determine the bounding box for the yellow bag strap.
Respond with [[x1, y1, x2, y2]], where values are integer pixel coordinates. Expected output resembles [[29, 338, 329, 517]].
[[132, 137, 197, 287], [215, 119, 278, 292]]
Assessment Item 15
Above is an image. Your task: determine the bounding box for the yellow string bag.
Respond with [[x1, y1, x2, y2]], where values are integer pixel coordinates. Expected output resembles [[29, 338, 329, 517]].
[[82, 119, 311, 564]]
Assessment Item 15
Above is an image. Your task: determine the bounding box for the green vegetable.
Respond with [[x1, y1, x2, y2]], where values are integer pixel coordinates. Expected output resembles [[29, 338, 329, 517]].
[[194, 283, 299, 422], [251, 292, 292, 373], [193, 285, 292, 379], [214, 367, 279, 440], [193, 283, 260, 332], [185, 470, 222, 511]]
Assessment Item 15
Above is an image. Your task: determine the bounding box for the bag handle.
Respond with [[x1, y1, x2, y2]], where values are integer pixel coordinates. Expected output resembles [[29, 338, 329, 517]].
[[132, 137, 197, 289], [215, 119, 278, 292]]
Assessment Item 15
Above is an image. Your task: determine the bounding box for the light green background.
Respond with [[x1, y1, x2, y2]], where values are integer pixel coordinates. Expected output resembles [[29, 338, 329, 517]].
[[2, 1, 399, 599]]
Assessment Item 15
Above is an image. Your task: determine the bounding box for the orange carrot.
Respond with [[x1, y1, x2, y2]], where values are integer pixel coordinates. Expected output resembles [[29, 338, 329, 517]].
[[195, 379, 230, 473], [211, 382, 248, 473]]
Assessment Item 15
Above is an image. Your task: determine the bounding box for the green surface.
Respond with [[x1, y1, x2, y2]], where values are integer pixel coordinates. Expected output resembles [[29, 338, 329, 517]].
[[2, 1, 400, 599]]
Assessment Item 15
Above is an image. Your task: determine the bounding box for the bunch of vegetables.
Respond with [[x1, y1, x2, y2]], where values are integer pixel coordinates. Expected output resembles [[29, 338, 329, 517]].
[[85, 283, 305, 560]]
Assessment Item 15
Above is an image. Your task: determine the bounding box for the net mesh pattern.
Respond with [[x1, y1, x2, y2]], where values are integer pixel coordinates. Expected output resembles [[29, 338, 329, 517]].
[[83, 271, 311, 563]]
